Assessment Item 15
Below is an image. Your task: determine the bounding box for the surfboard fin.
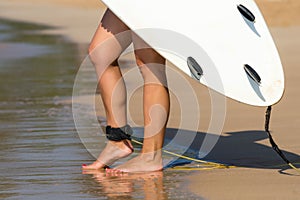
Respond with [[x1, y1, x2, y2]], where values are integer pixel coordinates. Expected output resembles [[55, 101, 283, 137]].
[[237, 4, 256, 23], [244, 64, 261, 85], [187, 56, 203, 81]]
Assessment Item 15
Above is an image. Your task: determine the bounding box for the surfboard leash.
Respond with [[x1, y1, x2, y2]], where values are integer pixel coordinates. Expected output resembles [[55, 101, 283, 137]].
[[265, 106, 300, 173], [131, 139, 235, 170]]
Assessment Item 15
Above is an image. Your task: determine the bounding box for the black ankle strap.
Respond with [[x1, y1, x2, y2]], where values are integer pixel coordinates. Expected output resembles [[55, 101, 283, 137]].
[[106, 125, 133, 141]]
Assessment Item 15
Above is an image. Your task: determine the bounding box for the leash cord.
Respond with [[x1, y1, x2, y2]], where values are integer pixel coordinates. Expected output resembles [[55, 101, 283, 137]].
[[265, 106, 300, 173], [131, 139, 234, 170]]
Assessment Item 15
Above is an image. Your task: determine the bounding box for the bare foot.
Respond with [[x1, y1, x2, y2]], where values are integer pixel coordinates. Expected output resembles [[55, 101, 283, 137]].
[[82, 140, 133, 170], [106, 151, 163, 173]]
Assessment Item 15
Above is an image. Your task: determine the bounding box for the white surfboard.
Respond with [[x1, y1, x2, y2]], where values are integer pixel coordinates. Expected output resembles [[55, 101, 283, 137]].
[[101, 0, 285, 106]]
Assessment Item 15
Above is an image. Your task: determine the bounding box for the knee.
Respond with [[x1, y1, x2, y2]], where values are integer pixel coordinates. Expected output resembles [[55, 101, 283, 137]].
[[135, 53, 167, 86], [88, 42, 97, 55], [88, 42, 118, 68], [88, 42, 101, 65]]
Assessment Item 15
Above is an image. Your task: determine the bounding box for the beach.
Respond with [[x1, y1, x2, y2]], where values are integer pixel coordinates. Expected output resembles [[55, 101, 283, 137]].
[[0, 0, 299, 199]]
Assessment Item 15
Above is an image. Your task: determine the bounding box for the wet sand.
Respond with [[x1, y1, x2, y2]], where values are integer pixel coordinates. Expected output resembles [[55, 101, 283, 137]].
[[1, 0, 299, 199]]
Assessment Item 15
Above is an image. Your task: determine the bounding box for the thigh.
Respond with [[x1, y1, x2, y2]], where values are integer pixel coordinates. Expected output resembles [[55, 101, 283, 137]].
[[132, 33, 165, 65], [89, 9, 132, 57]]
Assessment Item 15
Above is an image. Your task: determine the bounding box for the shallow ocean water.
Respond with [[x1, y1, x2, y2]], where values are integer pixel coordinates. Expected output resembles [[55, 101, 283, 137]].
[[0, 18, 203, 200]]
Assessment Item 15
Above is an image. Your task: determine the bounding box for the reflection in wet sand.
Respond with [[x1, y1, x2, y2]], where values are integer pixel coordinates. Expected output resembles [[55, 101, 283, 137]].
[[81, 169, 205, 200], [83, 170, 167, 199]]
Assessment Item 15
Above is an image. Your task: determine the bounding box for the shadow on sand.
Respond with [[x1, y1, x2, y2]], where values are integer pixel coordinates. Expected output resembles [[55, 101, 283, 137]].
[[132, 127, 300, 171]]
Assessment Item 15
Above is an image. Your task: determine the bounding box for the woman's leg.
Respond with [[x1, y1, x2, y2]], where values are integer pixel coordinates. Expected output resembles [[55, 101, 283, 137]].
[[108, 34, 170, 172], [82, 9, 133, 170]]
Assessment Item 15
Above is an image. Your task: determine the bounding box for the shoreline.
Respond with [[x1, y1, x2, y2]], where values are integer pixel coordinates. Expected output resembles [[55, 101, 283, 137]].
[[0, 0, 105, 44]]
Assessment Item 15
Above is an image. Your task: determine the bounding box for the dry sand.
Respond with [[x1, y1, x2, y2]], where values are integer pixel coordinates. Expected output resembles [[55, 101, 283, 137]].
[[256, 0, 300, 26], [0, 0, 299, 199]]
